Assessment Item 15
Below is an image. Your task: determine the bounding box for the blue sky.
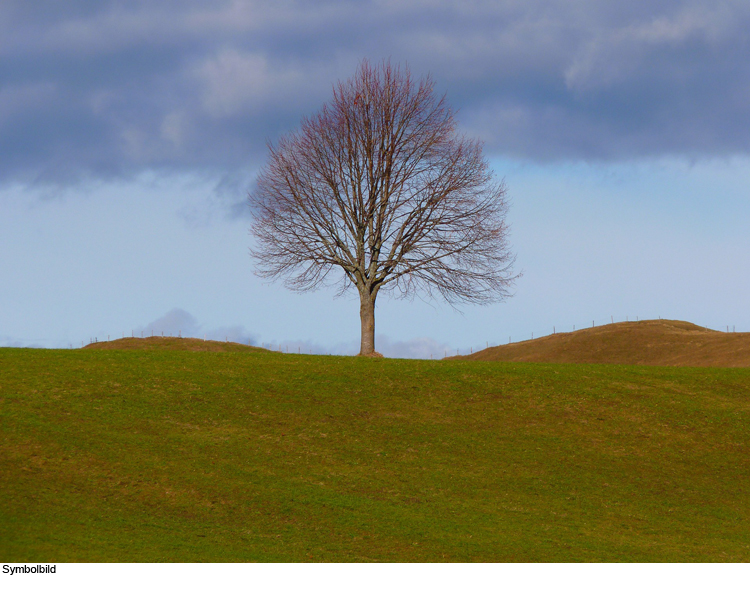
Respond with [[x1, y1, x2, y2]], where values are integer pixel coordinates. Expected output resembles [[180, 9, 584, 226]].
[[2, 1, 749, 356]]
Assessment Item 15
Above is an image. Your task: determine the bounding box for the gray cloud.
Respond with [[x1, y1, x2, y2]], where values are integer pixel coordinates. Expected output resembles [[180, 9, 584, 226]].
[[140, 308, 199, 338], [138, 308, 258, 344], [134, 309, 448, 357], [264, 334, 452, 359], [2, 0, 749, 185], [373, 335, 452, 359], [0, 336, 45, 348]]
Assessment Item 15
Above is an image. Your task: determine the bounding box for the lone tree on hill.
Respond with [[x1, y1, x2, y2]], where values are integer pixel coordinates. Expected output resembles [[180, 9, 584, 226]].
[[249, 60, 517, 356]]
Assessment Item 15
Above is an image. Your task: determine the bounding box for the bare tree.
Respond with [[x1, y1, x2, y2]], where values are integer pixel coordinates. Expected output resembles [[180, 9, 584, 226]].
[[249, 60, 517, 356]]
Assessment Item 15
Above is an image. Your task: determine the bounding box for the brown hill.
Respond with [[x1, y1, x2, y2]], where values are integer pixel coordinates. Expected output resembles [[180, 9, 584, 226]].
[[455, 320, 750, 367], [84, 336, 270, 353]]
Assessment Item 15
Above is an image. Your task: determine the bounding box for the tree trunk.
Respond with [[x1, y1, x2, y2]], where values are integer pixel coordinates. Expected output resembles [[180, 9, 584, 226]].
[[358, 291, 377, 356]]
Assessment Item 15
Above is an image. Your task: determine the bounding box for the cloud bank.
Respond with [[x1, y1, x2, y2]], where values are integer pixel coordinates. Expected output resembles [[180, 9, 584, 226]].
[[2, 0, 749, 185], [137, 308, 259, 345], [135, 308, 450, 358], [266, 334, 452, 359]]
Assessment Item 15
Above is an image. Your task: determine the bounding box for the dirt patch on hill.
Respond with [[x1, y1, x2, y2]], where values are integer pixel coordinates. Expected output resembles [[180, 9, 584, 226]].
[[84, 337, 270, 353], [453, 320, 750, 367]]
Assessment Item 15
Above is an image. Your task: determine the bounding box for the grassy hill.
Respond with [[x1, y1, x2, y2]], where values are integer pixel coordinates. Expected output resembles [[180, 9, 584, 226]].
[[456, 319, 750, 367], [2, 342, 750, 561]]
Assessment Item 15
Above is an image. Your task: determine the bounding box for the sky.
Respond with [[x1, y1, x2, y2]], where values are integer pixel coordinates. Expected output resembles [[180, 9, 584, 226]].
[[2, 0, 749, 357]]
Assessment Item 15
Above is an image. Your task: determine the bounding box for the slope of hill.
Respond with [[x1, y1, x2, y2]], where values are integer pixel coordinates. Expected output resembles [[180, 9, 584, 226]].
[[457, 319, 750, 367], [2, 346, 750, 561], [84, 336, 270, 353]]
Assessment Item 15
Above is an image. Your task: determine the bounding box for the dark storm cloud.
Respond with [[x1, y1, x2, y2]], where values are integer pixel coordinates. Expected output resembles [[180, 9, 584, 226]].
[[2, 0, 749, 183]]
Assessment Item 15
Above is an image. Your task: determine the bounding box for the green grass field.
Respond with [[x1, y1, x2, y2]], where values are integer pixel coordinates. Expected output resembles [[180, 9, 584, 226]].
[[2, 346, 749, 561]]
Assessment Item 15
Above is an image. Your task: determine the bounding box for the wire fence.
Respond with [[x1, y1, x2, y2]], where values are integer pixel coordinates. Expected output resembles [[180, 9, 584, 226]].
[[1, 315, 744, 357]]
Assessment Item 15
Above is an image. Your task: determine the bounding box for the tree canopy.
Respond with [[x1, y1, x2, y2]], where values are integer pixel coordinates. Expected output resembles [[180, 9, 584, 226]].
[[250, 60, 517, 355]]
